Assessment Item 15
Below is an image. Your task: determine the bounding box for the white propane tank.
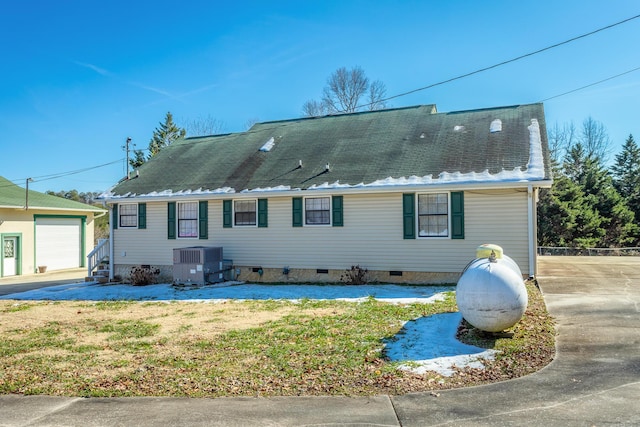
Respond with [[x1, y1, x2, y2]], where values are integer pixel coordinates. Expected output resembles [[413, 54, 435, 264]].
[[456, 245, 528, 332]]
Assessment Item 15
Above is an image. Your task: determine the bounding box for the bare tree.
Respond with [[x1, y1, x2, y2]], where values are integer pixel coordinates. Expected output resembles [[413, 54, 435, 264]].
[[302, 66, 388, 116], [367, 80, 388, 111], [580, 117, 611, 161], [547, 122, 576, 164], [184, 114, 226, 137], [302, 100, 330, 117]]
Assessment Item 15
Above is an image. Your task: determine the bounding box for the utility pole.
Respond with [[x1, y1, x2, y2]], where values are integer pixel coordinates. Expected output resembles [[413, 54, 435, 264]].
[[123, 137, 133, 179], [25, 178, 33, 210]]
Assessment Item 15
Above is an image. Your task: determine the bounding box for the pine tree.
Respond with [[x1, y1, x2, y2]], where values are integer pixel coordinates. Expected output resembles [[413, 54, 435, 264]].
[[130, 112, 186, 168], [562, 142, 638, 247], [538, 174, 605, 248], [612, 134, 640, 226]]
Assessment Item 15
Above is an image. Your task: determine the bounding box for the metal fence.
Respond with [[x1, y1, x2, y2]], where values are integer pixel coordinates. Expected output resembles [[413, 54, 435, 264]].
[[538, 247, 640, 256]]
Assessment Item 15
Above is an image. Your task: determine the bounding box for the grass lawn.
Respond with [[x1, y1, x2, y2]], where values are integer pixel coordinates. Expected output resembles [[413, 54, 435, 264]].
[[0, 282, 554, 397]]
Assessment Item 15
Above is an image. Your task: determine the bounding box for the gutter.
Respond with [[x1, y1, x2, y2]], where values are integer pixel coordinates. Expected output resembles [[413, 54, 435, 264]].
[[101, 179, 554, 203], [109, 205, 114, 281]]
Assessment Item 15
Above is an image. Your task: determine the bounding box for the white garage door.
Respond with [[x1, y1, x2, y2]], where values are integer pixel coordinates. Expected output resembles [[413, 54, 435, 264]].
[[36, 217, 82, 271]]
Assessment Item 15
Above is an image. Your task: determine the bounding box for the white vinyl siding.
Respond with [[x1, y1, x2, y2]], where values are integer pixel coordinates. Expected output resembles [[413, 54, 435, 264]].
[[112, 189, 530, 274]]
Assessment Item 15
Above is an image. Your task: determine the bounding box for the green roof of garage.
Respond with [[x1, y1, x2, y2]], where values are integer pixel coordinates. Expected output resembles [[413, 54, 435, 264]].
[[106, 103, 551, 198], [0, 176, 105, 213]]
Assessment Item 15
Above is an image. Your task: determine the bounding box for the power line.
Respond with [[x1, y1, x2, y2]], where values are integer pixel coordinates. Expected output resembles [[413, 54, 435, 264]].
[[352, 13, 640, 111], [1, 159, 124, 190], [540, 65, 640, 102]]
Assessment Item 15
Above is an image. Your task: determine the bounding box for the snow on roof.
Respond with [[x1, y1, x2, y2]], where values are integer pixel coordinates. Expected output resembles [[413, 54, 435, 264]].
[[259, 137, 276, 152], [102, 118, 546, 200], [490, 119, 502, 133]]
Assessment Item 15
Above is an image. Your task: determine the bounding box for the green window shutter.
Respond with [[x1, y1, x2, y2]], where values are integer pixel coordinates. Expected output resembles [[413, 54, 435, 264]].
[[112, 204, 118, 230], [258, 198, 268, 227], [199, 200, 208, 239], [332, 195, 343, 227], [223, 200, 232, 228], [167, 202, 176, 240], [402, 193, 416, 239], [292, 197, 303, 227], [451, 191, 465, 239], [138, 203, 146, 229]]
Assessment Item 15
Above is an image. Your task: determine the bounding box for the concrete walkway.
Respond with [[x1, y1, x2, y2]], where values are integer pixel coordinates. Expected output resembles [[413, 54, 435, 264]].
[[1, 256, 639, 426]]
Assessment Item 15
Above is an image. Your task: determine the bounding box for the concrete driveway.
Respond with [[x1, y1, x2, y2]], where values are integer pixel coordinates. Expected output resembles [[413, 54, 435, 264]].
[[392, 256, 640, 426], [1, 256, 639, 426]]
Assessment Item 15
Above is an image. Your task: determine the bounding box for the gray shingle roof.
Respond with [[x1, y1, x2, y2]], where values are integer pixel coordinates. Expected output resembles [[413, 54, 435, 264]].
[[108, 103, 550, 197], [0, 176, 105, 212]]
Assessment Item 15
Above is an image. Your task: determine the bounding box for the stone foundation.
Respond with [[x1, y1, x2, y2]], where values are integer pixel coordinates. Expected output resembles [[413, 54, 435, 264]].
[[113, 264, 459, 285]]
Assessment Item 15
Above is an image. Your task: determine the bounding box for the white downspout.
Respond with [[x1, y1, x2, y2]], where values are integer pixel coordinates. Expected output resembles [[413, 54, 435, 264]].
[[109, 204, 114, 281], [527, 185, 536, 278]]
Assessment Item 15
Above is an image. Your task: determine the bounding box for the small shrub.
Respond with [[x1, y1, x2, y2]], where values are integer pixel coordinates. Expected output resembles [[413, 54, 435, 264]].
[[340, 265, 369, 285], [129, 266, 160, 286]]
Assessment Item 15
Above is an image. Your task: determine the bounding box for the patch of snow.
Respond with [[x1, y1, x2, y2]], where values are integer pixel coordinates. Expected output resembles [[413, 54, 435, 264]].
[[385, 311, 498, 376], [260, 137, 275, 152], [490, 119, 502, 133], [526, 119, 545, 179], [0, 282, 453, 302]]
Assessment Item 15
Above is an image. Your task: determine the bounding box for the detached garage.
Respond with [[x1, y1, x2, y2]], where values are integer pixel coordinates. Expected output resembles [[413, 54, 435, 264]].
[[35, 216, 84, 271], [0, 176, 105, 277]]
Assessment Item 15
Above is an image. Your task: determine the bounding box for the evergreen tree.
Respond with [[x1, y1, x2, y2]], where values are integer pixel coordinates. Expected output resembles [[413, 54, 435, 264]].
[[562, 141, 638, 247], [130, 112, 186, 168], [538, 175, 605, 248], [538, 123, 639, 249], [612, 134, 640, 225]]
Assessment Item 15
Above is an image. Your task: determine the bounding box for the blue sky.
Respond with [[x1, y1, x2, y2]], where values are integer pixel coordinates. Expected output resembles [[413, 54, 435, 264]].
[[2, 1, 639, 194]]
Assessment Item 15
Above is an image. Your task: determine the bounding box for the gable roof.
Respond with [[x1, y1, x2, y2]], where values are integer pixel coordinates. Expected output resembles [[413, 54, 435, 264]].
[[106, 103, 551, 199], [0, 177, 105, 213]]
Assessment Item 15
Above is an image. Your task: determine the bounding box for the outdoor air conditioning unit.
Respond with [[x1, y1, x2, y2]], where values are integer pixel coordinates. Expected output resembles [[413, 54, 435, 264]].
[[173, 246, 225, 285]]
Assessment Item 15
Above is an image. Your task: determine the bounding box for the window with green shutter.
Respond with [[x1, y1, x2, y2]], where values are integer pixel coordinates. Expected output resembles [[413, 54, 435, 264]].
[[292, 197, 303, 227], [112, 204, 118, 230], [199, 200, 208, 239], [138, 203, 146, 229], [258, 198, 268, 227], [409, 191, 465, 239], [451, 191, 465, 239], [332, 195, 343, 227], [402, 193, 416, 239], [223, 200, 232, 228], [167, 202, 176, 239]]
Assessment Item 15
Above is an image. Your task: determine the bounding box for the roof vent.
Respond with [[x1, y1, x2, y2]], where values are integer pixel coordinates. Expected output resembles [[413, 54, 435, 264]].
[[490, 120, 502, 133], [259, 137, 275, 152]]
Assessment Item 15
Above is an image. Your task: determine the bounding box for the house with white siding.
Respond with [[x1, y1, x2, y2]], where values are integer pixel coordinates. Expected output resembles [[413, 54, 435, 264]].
[[101, 104, 552, 284]]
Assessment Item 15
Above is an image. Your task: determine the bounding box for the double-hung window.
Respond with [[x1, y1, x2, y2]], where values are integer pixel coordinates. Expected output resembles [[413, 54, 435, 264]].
[[178, 202, 198, 238], [418, 193, 449, 237], [305, 197, 330, 225], [119, 204, 138, 228], [234, 200, 257, 226]]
